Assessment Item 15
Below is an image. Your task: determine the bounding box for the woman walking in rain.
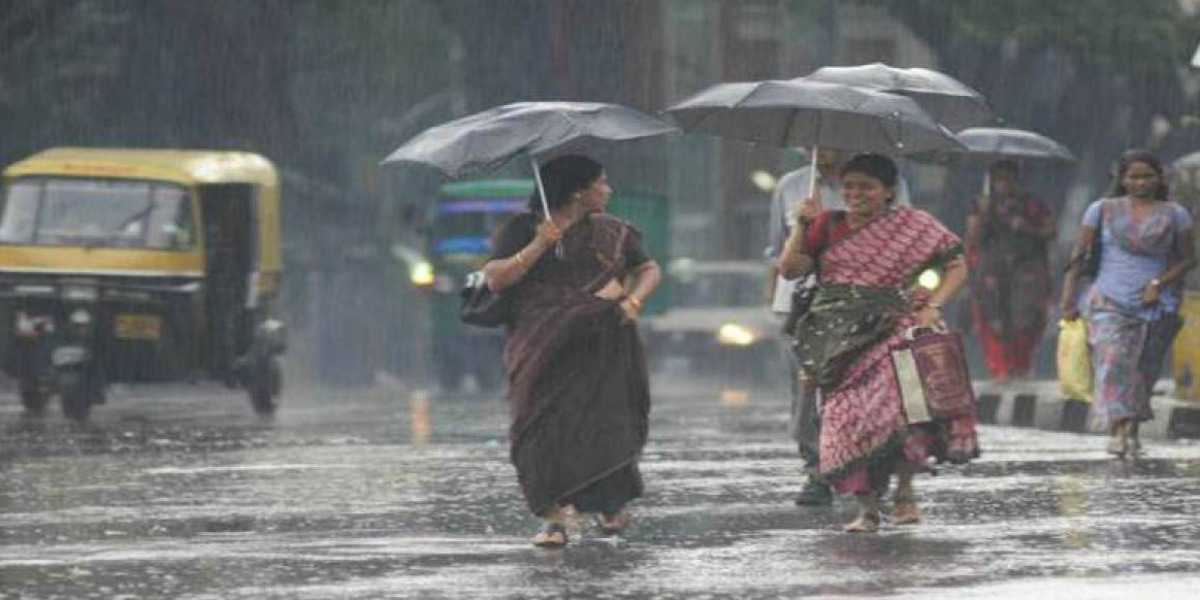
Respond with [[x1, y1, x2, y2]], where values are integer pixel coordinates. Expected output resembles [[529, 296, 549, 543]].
[[964, 160, 1056, 382], [482, 155, 662, 548], [1060, 149, 1195, 458], [779, 153, 978, 533]]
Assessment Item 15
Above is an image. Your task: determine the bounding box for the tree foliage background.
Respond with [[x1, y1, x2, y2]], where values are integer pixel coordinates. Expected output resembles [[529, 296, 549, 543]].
[[1, 0, 1198, 244]]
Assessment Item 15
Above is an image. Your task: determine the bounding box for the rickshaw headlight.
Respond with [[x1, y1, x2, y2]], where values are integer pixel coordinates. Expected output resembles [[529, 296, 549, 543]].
[[410, 261, 435, 288]]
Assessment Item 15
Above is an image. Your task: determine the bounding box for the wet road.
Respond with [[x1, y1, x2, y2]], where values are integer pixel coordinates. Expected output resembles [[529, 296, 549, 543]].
[[3, 374, 1200, 599]]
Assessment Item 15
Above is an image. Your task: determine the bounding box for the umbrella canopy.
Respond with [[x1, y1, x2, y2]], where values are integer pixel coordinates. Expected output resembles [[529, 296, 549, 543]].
[[801, 62, 992, 131], [664, 79, 965, 155], [1174, 150, 1200, 170], [916, 127, 1077, 165], [382, 101, 676, 178]]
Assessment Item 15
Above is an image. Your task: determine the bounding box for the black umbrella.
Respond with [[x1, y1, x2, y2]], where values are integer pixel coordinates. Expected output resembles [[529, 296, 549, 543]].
[[664, 79, 964, 198], [382, 101, 676, 221], [915, 127, 1077, 165], [801, 62, 993, 131]]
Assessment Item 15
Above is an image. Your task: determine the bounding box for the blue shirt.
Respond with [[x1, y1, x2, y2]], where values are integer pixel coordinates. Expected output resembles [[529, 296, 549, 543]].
[[1083, 198, 1192, 316]]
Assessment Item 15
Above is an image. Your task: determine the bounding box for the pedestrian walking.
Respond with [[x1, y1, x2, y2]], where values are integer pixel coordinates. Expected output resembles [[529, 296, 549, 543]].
[[964, 160, 1056, 382], [481, 155, 662, 548], [767, 150, 913, 507], [779, 153, 978, 533], [767, 148, 842, 506], [1060, 149, 1195, 458]]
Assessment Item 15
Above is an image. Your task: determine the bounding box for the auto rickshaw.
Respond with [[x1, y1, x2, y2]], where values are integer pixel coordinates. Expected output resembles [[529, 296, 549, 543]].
[[1172, 270, 1200, 401], [1170, 153, 1199, 401], [0, 148, 286, 421]]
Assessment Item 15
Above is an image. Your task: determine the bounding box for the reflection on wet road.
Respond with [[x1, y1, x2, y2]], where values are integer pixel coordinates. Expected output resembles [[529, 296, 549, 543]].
[[3, 376, 1200, 599]]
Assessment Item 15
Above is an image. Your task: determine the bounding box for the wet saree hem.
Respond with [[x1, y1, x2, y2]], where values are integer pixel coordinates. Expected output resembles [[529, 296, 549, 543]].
[[535, 452, 643, 517], [817, 430, 905, 486]]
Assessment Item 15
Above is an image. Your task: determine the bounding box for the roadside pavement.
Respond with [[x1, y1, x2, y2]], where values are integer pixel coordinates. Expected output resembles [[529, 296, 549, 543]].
[[972, 378, 1200, 440]]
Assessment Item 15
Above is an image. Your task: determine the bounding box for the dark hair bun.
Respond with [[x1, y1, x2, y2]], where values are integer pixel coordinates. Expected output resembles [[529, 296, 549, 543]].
[[529, 155, 604, 214]]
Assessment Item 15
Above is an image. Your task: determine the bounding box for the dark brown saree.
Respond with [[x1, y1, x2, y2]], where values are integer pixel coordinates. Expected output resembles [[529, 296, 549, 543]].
[[492, 212, 651, 516]]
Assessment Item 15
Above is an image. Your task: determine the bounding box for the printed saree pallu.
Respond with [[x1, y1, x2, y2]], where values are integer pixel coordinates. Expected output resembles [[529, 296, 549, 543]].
[[793, 208, 979, 494]]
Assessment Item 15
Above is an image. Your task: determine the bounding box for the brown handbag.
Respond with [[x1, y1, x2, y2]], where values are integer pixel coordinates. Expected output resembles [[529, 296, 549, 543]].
[[892, 326, 977, 423]]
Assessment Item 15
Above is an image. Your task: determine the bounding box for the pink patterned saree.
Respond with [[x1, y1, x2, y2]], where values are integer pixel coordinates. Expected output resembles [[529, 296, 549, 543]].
[[807, 208, 979, 494]]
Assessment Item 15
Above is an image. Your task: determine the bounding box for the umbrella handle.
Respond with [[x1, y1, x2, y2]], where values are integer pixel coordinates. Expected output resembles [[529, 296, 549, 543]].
[[530, 157, 553, 221], [530, 157, 564, 259]]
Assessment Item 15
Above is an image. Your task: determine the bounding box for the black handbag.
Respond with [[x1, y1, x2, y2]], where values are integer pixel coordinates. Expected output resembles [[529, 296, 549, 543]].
[[782, 274, 818, 336], [459, 271, 511, 328], [782, 213, 840, 336]]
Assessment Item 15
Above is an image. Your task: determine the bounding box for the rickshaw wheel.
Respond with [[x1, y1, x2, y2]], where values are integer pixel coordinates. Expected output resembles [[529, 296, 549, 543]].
[[58, 371, 93, 423], [19, 378, 49, 415], [248, 357, 282, 416]]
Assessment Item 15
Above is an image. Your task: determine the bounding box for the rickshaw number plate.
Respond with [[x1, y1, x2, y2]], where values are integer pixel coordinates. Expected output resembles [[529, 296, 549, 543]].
[[114, 314, 161, 340]]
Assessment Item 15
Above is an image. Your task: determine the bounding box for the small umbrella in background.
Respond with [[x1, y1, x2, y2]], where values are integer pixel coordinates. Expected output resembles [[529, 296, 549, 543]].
[[801, 62, 993, 131], [916, 126, 1077, 199], [383, 101, 677, 222], [920, 127, 1077, 166], [664, 78, 965, 197]]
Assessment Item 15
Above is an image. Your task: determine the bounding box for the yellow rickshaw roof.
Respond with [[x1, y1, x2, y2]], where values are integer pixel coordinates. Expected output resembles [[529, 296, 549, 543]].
[[2, 147, 278, 186]]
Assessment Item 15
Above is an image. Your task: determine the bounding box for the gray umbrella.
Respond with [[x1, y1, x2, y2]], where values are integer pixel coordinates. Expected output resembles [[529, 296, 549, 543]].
[[801, 62, 993, 131], [664, 79, 965, 197], [382, 101, 676, 220], [941, 127, 1077, 165]]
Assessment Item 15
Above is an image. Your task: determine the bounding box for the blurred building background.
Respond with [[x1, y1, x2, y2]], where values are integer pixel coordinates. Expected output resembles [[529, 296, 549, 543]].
[[2, 0, 1199, 383]]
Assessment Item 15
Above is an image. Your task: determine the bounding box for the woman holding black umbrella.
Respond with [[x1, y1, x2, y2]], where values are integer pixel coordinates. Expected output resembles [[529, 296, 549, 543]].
[[964, 160, 1056, 382], [780, 153, 978, 533], [482, 155, 661, 548]]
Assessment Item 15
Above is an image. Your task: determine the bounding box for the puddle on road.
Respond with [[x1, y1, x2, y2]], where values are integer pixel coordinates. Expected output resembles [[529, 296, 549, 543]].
[[5, 386, 1200, 598]]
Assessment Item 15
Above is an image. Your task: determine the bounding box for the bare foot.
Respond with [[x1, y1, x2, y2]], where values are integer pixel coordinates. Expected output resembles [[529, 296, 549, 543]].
[[531, 521, 568, 548], [843, 511, 880, 533], [891, 500, 922, 525], [596, 510, 631, 535]]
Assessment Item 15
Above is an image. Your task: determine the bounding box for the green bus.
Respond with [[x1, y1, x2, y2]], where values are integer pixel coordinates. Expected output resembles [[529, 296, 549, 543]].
[[422, 178, 669, 392]]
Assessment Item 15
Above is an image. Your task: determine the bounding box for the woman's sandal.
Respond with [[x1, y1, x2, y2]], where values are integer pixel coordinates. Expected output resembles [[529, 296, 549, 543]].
[[595, 510, 631, 536], [1106, 436, 1128, 459], [891, 497, 922, 525], [531, 521, 568, 548], [842, 510, 881, 533]]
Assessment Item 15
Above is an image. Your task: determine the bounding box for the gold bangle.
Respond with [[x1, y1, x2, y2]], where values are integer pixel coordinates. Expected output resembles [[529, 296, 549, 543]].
[[514, 250, 526, 266], [627, 296, 642, 311]]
